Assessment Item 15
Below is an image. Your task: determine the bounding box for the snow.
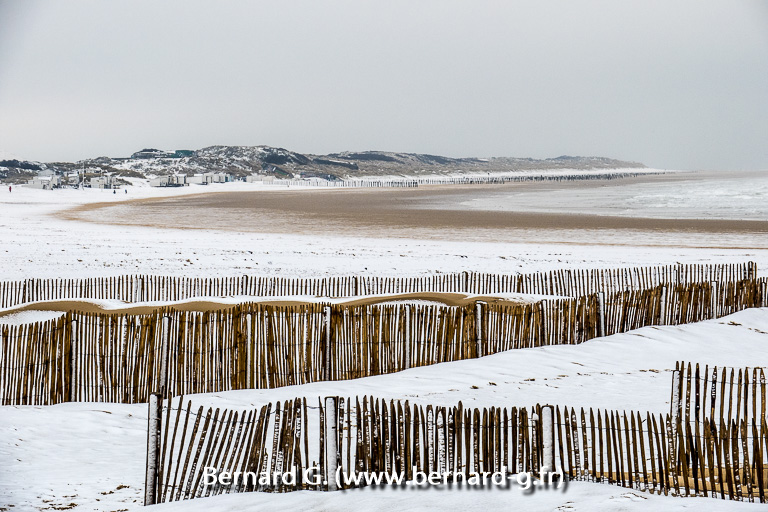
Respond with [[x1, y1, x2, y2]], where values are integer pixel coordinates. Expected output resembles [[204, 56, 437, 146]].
[[1, 172, 767, 281], [1, 309, 766, 511], [150, 482, 764, 512], [0, 309, 65, 325], [2, 170, 768, 511], [0, 292, 539, 320]]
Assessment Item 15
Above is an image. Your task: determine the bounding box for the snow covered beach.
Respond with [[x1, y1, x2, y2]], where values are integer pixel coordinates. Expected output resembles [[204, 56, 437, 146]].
[[1, 169, 767, 281], [1, 169, 768, 511], [1, 309, 767, 511]]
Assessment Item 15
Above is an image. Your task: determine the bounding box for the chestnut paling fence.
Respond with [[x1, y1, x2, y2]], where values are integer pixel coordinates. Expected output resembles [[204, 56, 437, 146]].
[[672, 361, 767, 431], [1, 265, 767, 504], [602, 278, 767, 335], [0, 262, 756, 308], [147, 362, 767, 503], [0, 297, 597, 406], [1, 277, 766, 406], [147, 386, 768, 504]]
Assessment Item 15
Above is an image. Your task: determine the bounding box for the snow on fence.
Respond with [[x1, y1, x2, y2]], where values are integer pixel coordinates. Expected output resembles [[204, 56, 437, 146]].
[[145, 394, 768, 504], [0, 298, 598, 406], [149, 396, 548, 502], [665, 362, 768, 501], [2, 279, 766, 406], [671, 362, 766, 442], [603, 278, 767, 335], [0, 262, 757, 309]]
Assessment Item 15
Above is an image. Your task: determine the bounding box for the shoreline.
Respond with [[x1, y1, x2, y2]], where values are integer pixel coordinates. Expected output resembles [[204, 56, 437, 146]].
[[59, 170, 768, 249]]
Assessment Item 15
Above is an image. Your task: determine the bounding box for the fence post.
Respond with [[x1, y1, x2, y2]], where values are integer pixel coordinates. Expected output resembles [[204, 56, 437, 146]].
[[597, 292, 606, 338], [531, 411, 540, 475], [67, 317, 78, 403], [670, 369, 681, 457], [324, 396, 339, 491], [159, 315, 171, 398], [541, 405, 555, 476], [144, 392, 162, 506], [710, 280, 718, 319], [659, 285, 668, 325], [324, 306, 332, 382], [748, 261, 757, 281], [245, 313, 253, 389], [475, 301, 485, 357], [762, 280, 768, 308], [404, 305, 411, 370]]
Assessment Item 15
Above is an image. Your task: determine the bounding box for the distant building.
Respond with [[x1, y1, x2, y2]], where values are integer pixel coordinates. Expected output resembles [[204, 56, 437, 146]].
[[131, 148, 194, 159], [131, 148, 174, 159], [89, 176, 114, 189], [246, 174, 274, 183], [149, 174, 188, 187], [188, 172, 232, 185], [27, 175, 61, 189]]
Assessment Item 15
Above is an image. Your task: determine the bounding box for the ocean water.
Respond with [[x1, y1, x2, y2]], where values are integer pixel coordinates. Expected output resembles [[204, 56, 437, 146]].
[[447, 170, 768, 221]]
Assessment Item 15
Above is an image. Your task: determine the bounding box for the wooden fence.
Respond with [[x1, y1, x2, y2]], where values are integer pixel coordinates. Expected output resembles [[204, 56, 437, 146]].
[[671, 362, 766, 438], [0, 297, 598, 406], [0, 262, 757, 308], [413, 171, 653, 186], [603, 278, 767, 335], [151, 396, 552, 502], [148, 395, 768, 504], [3, 276, 767, 407], [253, 170, 657, 189]]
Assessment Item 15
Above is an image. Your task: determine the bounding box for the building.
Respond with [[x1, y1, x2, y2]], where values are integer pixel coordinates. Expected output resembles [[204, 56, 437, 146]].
[[188, 172, 233, 185], [246, 174, 274, 183], [131, 148, 194, 159], [89, 176, 114, 189], [149, 174, 188, 187], [27, 175, 62, 189], [131, 148, 174, 159], [66, 172, 81, 187]]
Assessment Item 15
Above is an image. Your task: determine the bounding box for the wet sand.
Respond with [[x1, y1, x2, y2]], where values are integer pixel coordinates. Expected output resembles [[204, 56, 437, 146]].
[[63, 172, 768, 248]]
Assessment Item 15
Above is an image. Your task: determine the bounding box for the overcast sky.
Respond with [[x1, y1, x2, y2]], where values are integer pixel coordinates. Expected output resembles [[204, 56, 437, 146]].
[[0, 1, 767, 169]]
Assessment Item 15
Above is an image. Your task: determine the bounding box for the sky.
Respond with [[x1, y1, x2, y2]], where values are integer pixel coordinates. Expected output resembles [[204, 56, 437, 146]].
[[0, 0, 767, 170]]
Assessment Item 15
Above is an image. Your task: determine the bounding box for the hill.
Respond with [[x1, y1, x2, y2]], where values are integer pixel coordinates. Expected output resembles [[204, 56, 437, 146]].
[[1, 146, 645, 182]]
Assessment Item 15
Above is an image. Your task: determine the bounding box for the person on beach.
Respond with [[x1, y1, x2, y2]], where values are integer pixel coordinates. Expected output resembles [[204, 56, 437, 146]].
[[8, 186, 11, 193]]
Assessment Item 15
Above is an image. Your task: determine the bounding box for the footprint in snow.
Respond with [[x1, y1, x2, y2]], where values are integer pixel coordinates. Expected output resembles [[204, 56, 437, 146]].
[[615, 492, 647, 501]]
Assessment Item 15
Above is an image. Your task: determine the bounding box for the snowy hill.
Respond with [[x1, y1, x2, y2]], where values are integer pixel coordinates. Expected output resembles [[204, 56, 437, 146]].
[[0, 154, 48, 183], [3, 146, 646, 182]]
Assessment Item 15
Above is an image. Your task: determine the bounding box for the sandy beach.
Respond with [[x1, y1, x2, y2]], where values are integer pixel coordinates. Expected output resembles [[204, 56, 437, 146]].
[[64, 171, 768, 248]]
